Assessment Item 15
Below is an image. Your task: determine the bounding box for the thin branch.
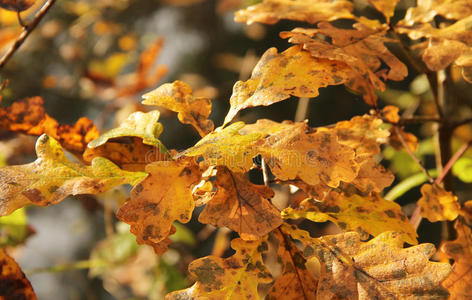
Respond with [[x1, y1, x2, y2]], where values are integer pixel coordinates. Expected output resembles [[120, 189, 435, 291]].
[[0, 0, 57, 70], [453, 117, 472, 129], [261, 158, 270, 187], [380, 115, 441, 126], [394, 126, 434, 183], [435, 140, 472, 185]]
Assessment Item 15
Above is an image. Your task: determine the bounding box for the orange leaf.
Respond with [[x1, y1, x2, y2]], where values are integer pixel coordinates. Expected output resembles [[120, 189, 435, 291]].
[[0, 248, 37, 299], [116, 160, 201, 253], [418, 184, 460, 222], [198, 167, 282, 240]]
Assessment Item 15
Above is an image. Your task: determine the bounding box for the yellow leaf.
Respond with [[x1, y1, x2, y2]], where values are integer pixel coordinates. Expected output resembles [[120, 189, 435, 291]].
[[401, 0, 472, 25], [284, 224, 451, 299], [418, 184, 460, 222], [198, 167, 282, 240], [224, 46, 350, 124], [166, 238, 272, 299], [116, 160, 201, 254], [282, 23, 408, 106], [0, 248, 37, 300], [441, 220, 472, 299], [282, 191, 418, 245], [0, 135, 147, 216], [234, 0, 354, 25], [143, 80, 214, 137], [366, 0, 399, 22], [88, 110, 164, 148]]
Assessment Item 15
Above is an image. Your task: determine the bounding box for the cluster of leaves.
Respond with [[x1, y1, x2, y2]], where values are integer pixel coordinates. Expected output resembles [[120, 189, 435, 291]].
[[1, 0, 472, 299]]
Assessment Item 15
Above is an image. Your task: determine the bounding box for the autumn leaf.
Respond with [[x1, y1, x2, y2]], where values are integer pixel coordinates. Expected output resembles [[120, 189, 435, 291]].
[[166, 238, 272, 299], [441, 220, 472, 299], [0, 97, 99, 153], [0, 134, 147, 216], [224, 45, 351, 124], [281, 23, 408, 106], [234, 0, 354, 25], [366, 0, 399, 22], [418, 183, 460, 222], [267, 229, 317, 300], [88, 110, 165, 150], [282, 191, 418, 245], [198, 167, 282, 240], [284, 224, 451, 299], [0, 248, 36, 300], [400, 0, 472, 26], [142, 80, 214, 137], [0, 0, 35, 12], [116, 160, 201, 253], [83, 137, 167, 172]]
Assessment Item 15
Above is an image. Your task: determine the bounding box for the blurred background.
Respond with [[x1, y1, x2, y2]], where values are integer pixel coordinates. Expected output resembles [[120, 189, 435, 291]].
[[1, 0, 472, 299]]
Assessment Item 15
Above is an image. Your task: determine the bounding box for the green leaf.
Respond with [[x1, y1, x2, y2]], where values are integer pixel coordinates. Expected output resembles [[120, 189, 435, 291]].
[[0, 208, 30, 246], [452, 157, 472, 182]]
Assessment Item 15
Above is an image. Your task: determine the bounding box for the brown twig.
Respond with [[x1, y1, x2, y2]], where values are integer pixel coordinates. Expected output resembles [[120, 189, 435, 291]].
[[0, 0, 57, 70]]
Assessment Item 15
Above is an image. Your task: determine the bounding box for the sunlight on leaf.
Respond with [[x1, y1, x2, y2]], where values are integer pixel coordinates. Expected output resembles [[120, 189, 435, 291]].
[[418, 184, 460, 222]]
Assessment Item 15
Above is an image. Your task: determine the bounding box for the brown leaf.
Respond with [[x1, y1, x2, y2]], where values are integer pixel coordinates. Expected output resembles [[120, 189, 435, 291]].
[[401, 0, 472, 25], [267, 229, 317, 300], [116, 160, 201, 253], [143, 80, 214, 137], [418, 184, 460, 222], [285, 224, 451, 299], [234, 0, 354, 25], [281, 23, 408, 106], [0, 248, 37, 300], [224, 46, 351, 124], [441, 220, 472, 299], [0, 0, 35, 12], [366, 0, 399, 22], [198, 167, 282, 240], [0, 97, 99, 153]]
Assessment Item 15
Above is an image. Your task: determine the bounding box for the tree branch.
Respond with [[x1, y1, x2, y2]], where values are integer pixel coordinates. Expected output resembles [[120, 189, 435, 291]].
[[0, 0, 57, 70]]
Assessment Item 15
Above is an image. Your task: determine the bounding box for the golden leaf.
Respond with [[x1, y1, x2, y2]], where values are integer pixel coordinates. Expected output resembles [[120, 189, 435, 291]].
[[282, 191, 418, 245], [143, 80, 214, 137], [418, 184, 460, 222], [0, 248, 37, 300], [0, 134, 147, 216], [441, 220, 472, 299], [234, 0, 354, 25], [198, 167, 282, 240], [285, 224, 451, 299], [166, 238, 272, 299], [116, 160, 201, 253]]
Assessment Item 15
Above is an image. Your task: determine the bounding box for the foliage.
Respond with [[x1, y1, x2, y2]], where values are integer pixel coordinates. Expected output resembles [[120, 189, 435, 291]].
[[1, 0, 472, 299]]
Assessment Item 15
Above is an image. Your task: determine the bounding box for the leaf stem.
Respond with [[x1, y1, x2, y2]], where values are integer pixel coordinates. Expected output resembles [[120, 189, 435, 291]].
[[0, 0, 57, 70]]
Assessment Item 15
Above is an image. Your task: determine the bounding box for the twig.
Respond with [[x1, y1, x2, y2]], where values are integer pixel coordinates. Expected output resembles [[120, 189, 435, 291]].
[[261, 158, 270, 187], [394, 126, 434, 183], [294, 97, 310, 122], [453, 117, 472, 129], [435, 140, 472, 185], [0, 0, 57, 70]]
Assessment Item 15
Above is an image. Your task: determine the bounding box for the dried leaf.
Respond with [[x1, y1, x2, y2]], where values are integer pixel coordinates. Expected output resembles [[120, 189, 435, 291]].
[[389, 127, 419, 152], [234, 0, 354, 25], [282, 191, 418, 245], [143, 80, 214, 137], [418, 184, 460, 222], [0, 248, 36, 300], [282, 23, 408, 106], [198, 167, 282, 240], [88, 110, 163, 148], [0, 97, 99, 153], [0, 0, 35, 12], [267, 229, 317, 300], [284, 224, 451, 299], [0, 134, 146, 216], [401, 0, 472, 25], [116, 160, 201, 253], [224, 46, 351, 124], [366, 0, 399, 22], [441, 220, 472, 299], [166, 238, 272, 299]]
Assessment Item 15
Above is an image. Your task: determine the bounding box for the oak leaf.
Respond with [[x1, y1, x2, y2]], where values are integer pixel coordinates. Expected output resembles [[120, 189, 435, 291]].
[[400, 0, 472, 26], [143, 80, 214, 137], [441, 220, 472, 299], [281, 23, 408, 106], [366, 0, 399, 22], [0, 134, 146, 216], [284, 224, 451, 299], [0, 248, 36, 300], [88, 110, 164, 149], [418, 184, 460, 222], [116, 160, 201, 253], [0, 97, 99, 153], [234, 0, 354, 25], [224, 46, 351, 124], [166, 238, 272, 299], [0, 0, 35, 12], [283, 191, 418, 245], [198, 167, 282, 240], [267, 229, 317, 300]]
